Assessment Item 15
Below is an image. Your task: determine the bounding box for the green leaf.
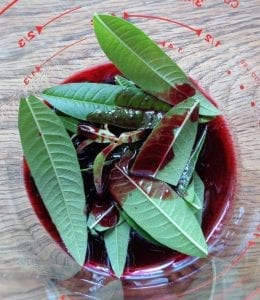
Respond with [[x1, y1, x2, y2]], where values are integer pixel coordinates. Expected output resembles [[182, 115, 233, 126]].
[[178, 126, 207, 194], [119, 209, 160, 245], [104, 221, 131, 277], [58, 115, 80, 133], [18, 96, 87, 265], [109, 164, 208, 257], [93, 14, 220, 117], [131, 100, 199, 185], [42, 83, 170, 129]]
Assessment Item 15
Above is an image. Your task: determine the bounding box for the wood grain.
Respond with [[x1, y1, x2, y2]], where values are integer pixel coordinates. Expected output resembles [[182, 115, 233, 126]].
[[0, 0, 259, 299]]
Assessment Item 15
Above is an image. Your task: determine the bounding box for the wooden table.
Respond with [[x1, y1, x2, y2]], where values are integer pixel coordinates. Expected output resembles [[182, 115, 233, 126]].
[[0, 0, 259, 299]]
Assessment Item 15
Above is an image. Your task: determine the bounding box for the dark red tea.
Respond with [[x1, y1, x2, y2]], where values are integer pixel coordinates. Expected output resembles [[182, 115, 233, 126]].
[[23, 63, 236, 276]]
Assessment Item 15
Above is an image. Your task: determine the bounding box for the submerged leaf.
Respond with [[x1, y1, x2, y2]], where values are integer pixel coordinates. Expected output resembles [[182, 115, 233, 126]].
[[104, 221, 131, 277], [18, 96, 87, 265], [108, 162, 208, 257], [93, 14, 220, 116], [131, 100, 199, 185]]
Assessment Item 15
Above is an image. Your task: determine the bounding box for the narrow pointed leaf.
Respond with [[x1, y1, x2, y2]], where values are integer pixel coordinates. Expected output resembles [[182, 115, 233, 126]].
[[131, 100, 199, 185], [93, 14, 220, 116], [178, 126, 207, 194], [42, 83, 170, 129], [109, 164, 208, 257], [18, 96, 87, 265], [93, 143, 119, 193], [104, 221, 131, 277]]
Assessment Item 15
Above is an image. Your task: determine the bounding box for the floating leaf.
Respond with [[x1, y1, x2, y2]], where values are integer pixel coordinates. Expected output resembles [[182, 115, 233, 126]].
[[178, 126, 207, 194], [108, 162, 208, 257], [93, 14, 220, 116], [131, 100, 199, 185], [42, 83, 170, 129], [104, 221, 131, 277], [18, 96, 87, 265], [93, 143, 119, 193]]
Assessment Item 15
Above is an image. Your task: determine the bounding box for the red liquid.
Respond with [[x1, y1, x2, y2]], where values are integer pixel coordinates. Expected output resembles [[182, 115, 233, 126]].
[[23, 63, 237, 276]]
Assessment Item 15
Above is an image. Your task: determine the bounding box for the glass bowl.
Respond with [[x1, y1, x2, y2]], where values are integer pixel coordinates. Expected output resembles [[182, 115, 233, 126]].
[[2, 61, 258, 299]]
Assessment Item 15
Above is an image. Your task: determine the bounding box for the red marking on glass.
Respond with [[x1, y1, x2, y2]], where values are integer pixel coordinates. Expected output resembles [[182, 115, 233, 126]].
[[35, 6, 81, 35], [240, 59, 260, 86], [184, 0, 204, 8], [0, 0, 18, 16], [18, 6, 81, 48], [122, 12, 203, 37], [23, 37, 87, 85], [240, 84, 245, 90], [245, 288, 260, 300], [157, 41, 184, 53], [204, 34, 221, 47], [224, 0, 240, 9], [251, 101, 256, 107]]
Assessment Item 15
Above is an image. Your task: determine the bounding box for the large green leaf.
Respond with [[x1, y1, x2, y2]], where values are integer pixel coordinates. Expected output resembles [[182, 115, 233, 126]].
[[104, 221, 131, 277], [18, 96, 87, 265], [109, 164, 208, 257], [41, 83, 170, 129], [93, 14, 220, 116]]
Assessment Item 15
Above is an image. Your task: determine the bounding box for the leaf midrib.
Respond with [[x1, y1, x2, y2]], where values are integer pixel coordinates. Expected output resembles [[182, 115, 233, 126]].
[[116, 165, 206, 254], [26, 97, 82, 261]]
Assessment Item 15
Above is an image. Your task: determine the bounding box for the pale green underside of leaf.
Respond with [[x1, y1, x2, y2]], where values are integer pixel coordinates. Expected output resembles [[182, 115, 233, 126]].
[[18, 96, 87, 265], [117, 168, 207, 257], [93, 14, 221, 117], [115, 75, 136, 88], [104, 221, 131, 277]]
